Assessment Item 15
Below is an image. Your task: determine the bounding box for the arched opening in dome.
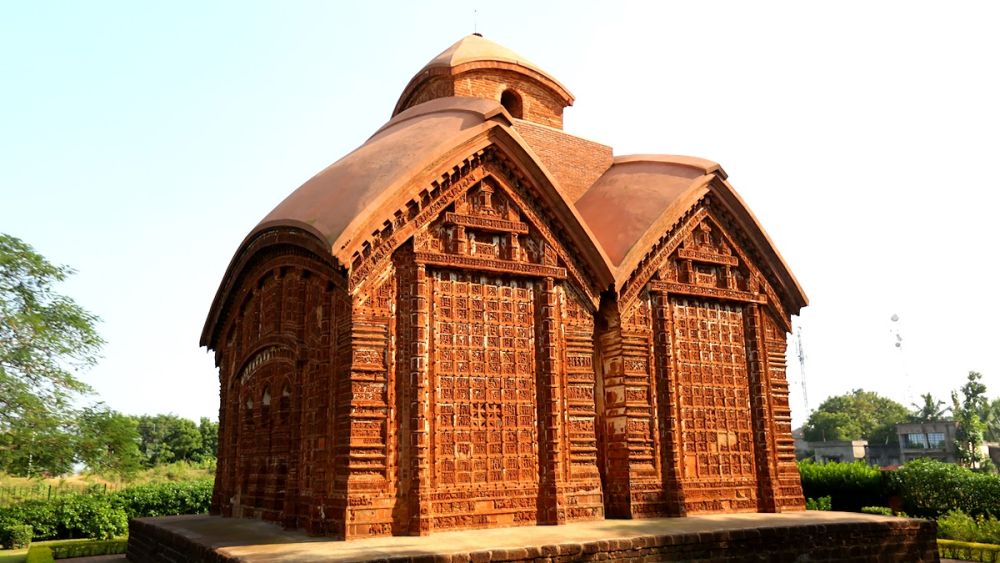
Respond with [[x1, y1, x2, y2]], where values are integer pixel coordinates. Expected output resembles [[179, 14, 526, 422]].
[[500, 89, 523, 119]]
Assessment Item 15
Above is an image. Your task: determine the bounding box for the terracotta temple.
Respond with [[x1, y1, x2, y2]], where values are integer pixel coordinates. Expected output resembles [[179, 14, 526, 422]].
[[201, 34, 809, 539]]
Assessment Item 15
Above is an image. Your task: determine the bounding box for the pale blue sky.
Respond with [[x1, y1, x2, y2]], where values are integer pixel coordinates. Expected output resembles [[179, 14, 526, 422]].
[[2, 1, 998, 426]]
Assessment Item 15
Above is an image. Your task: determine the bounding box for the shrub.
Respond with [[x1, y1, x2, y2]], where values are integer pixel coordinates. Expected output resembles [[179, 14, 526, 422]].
[[937, 510, 1000, 545], [25, 546, 54, 563], [861, 506, 893, 516], [0, 500, 59, 540], [0, 478, 211, 542], [0, 522, 33, 549], [938, 539, 1000, 562], [892, 459, 1000, 518], [798, 460, 889, 512], [50, 538, 128, 558], [109, 479, 212, 518], [805, 495, 832, 511], [62, 496, 128, 539]]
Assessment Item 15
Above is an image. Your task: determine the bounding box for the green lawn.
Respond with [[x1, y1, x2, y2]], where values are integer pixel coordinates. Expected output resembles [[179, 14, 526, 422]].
[[0, 548, 27, 563]]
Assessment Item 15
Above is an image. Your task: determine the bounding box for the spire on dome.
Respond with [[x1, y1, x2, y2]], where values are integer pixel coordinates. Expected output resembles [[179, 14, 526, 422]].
[[393, 34, 574, 129]]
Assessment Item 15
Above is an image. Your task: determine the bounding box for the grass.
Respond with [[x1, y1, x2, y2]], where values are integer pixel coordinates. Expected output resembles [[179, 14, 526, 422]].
[[1, 460, 215, 505]]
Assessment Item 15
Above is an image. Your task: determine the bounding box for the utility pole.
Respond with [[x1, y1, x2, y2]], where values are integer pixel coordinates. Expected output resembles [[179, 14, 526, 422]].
[[794, 324, 810, 414], [890, 314, 915, 406]]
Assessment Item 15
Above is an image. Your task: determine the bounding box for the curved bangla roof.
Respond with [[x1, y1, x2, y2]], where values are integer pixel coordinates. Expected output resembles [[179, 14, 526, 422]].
[[203, 36, 807, 347], [253, 95, 610, 282], [258, 96, 508, 260], [575, 155, 807, 307]]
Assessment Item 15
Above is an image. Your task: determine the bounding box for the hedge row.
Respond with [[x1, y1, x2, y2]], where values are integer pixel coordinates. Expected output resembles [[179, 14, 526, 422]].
[[798, 460, 890, 512], [892, 459, 1000, 518], [0, 479, 211, 545], [938, 510, 1000, 545], [799, 459, 1000, 518], [938, 539, 1000, 563]]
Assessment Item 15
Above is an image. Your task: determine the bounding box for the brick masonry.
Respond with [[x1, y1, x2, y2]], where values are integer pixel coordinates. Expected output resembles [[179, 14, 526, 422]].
[[195, 35, 810, 542], [126, 514, 940, 562], [511, 120, 612, 203]]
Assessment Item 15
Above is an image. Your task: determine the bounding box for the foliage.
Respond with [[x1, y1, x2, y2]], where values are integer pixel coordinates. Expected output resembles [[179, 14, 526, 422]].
[[66, 496, 128, 540], [802, 389, 909, 445], [953, 371, 990, 468], [0, 477, 118, 507], [861, 506, 893, 516], [982, 397, 1000, 444], [75, 405, 142, 479], [49, 538, 127, 558], [911, 392, 949, 423], [804, 495, 831, 511], [891, 458, 1000, 518], [938, 539, 1000, 563], [937, 510, 1000, 553], [802, 411, 861, 443], [198, 417, 219, 459], [797, 460, 890, 512], [0, 523, 32, 549], [109, 478, 212, 518], [0, 412, 75, 478], [0, 479, 210, 542], [0, 234, 102, 427], [0, 495, 126, 541], [1, 460, 214, 507], [120, 459, 215, 486], [135, 414, 207, 466]]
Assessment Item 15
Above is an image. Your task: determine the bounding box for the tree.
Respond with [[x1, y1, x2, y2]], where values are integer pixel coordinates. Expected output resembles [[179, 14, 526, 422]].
[[910, 392, 950, 423], [135, 414, 203, 466], [0, 409, 75, 477], [803, 389, 909, 445], [197, 417, 219, 460], [76, 404, 143, 479], [980, 397, 1000, 443], [952, 371, 989, 468], [0, 234, 103, 425]]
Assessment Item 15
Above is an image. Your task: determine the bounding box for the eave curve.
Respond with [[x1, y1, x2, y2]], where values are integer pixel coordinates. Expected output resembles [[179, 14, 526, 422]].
[[576, 154, 807, 314], [256, 96, 512, 267], [200, 225, 336, 349], [203, 96, 617, 350]]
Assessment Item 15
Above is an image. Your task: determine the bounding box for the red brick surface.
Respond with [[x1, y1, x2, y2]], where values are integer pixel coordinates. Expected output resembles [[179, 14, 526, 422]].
[[511, 120, 612, 203], [200, 37, 806, 541], [126, 514, 940, 562]]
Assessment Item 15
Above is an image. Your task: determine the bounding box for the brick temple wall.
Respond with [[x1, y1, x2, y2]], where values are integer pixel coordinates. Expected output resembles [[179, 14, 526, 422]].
[[209, 229, 348, 536], [207, 152, 807, 540]]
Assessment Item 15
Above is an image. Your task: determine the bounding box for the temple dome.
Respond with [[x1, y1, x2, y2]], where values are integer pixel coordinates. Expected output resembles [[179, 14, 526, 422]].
[[394, 34, 574, 129]]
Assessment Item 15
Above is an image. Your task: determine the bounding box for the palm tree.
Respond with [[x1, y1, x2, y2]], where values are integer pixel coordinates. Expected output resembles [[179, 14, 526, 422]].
[[910, 393, 949, 422]]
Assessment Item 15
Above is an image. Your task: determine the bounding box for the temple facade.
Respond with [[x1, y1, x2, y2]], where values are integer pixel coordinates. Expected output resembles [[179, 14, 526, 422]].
[[201, 34, 808, 539]]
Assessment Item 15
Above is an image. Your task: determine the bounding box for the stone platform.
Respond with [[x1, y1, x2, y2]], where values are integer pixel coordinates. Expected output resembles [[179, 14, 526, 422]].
[[127, 511, 938, 562]]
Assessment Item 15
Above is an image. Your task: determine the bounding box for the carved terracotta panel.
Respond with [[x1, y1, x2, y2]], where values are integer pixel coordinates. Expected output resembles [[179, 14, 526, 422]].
[[430, 272, 539, 489], [671, 297, 758, 512]]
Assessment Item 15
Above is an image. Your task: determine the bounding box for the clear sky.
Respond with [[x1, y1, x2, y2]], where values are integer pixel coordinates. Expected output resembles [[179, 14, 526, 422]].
[[2, 1, 997, 427]]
